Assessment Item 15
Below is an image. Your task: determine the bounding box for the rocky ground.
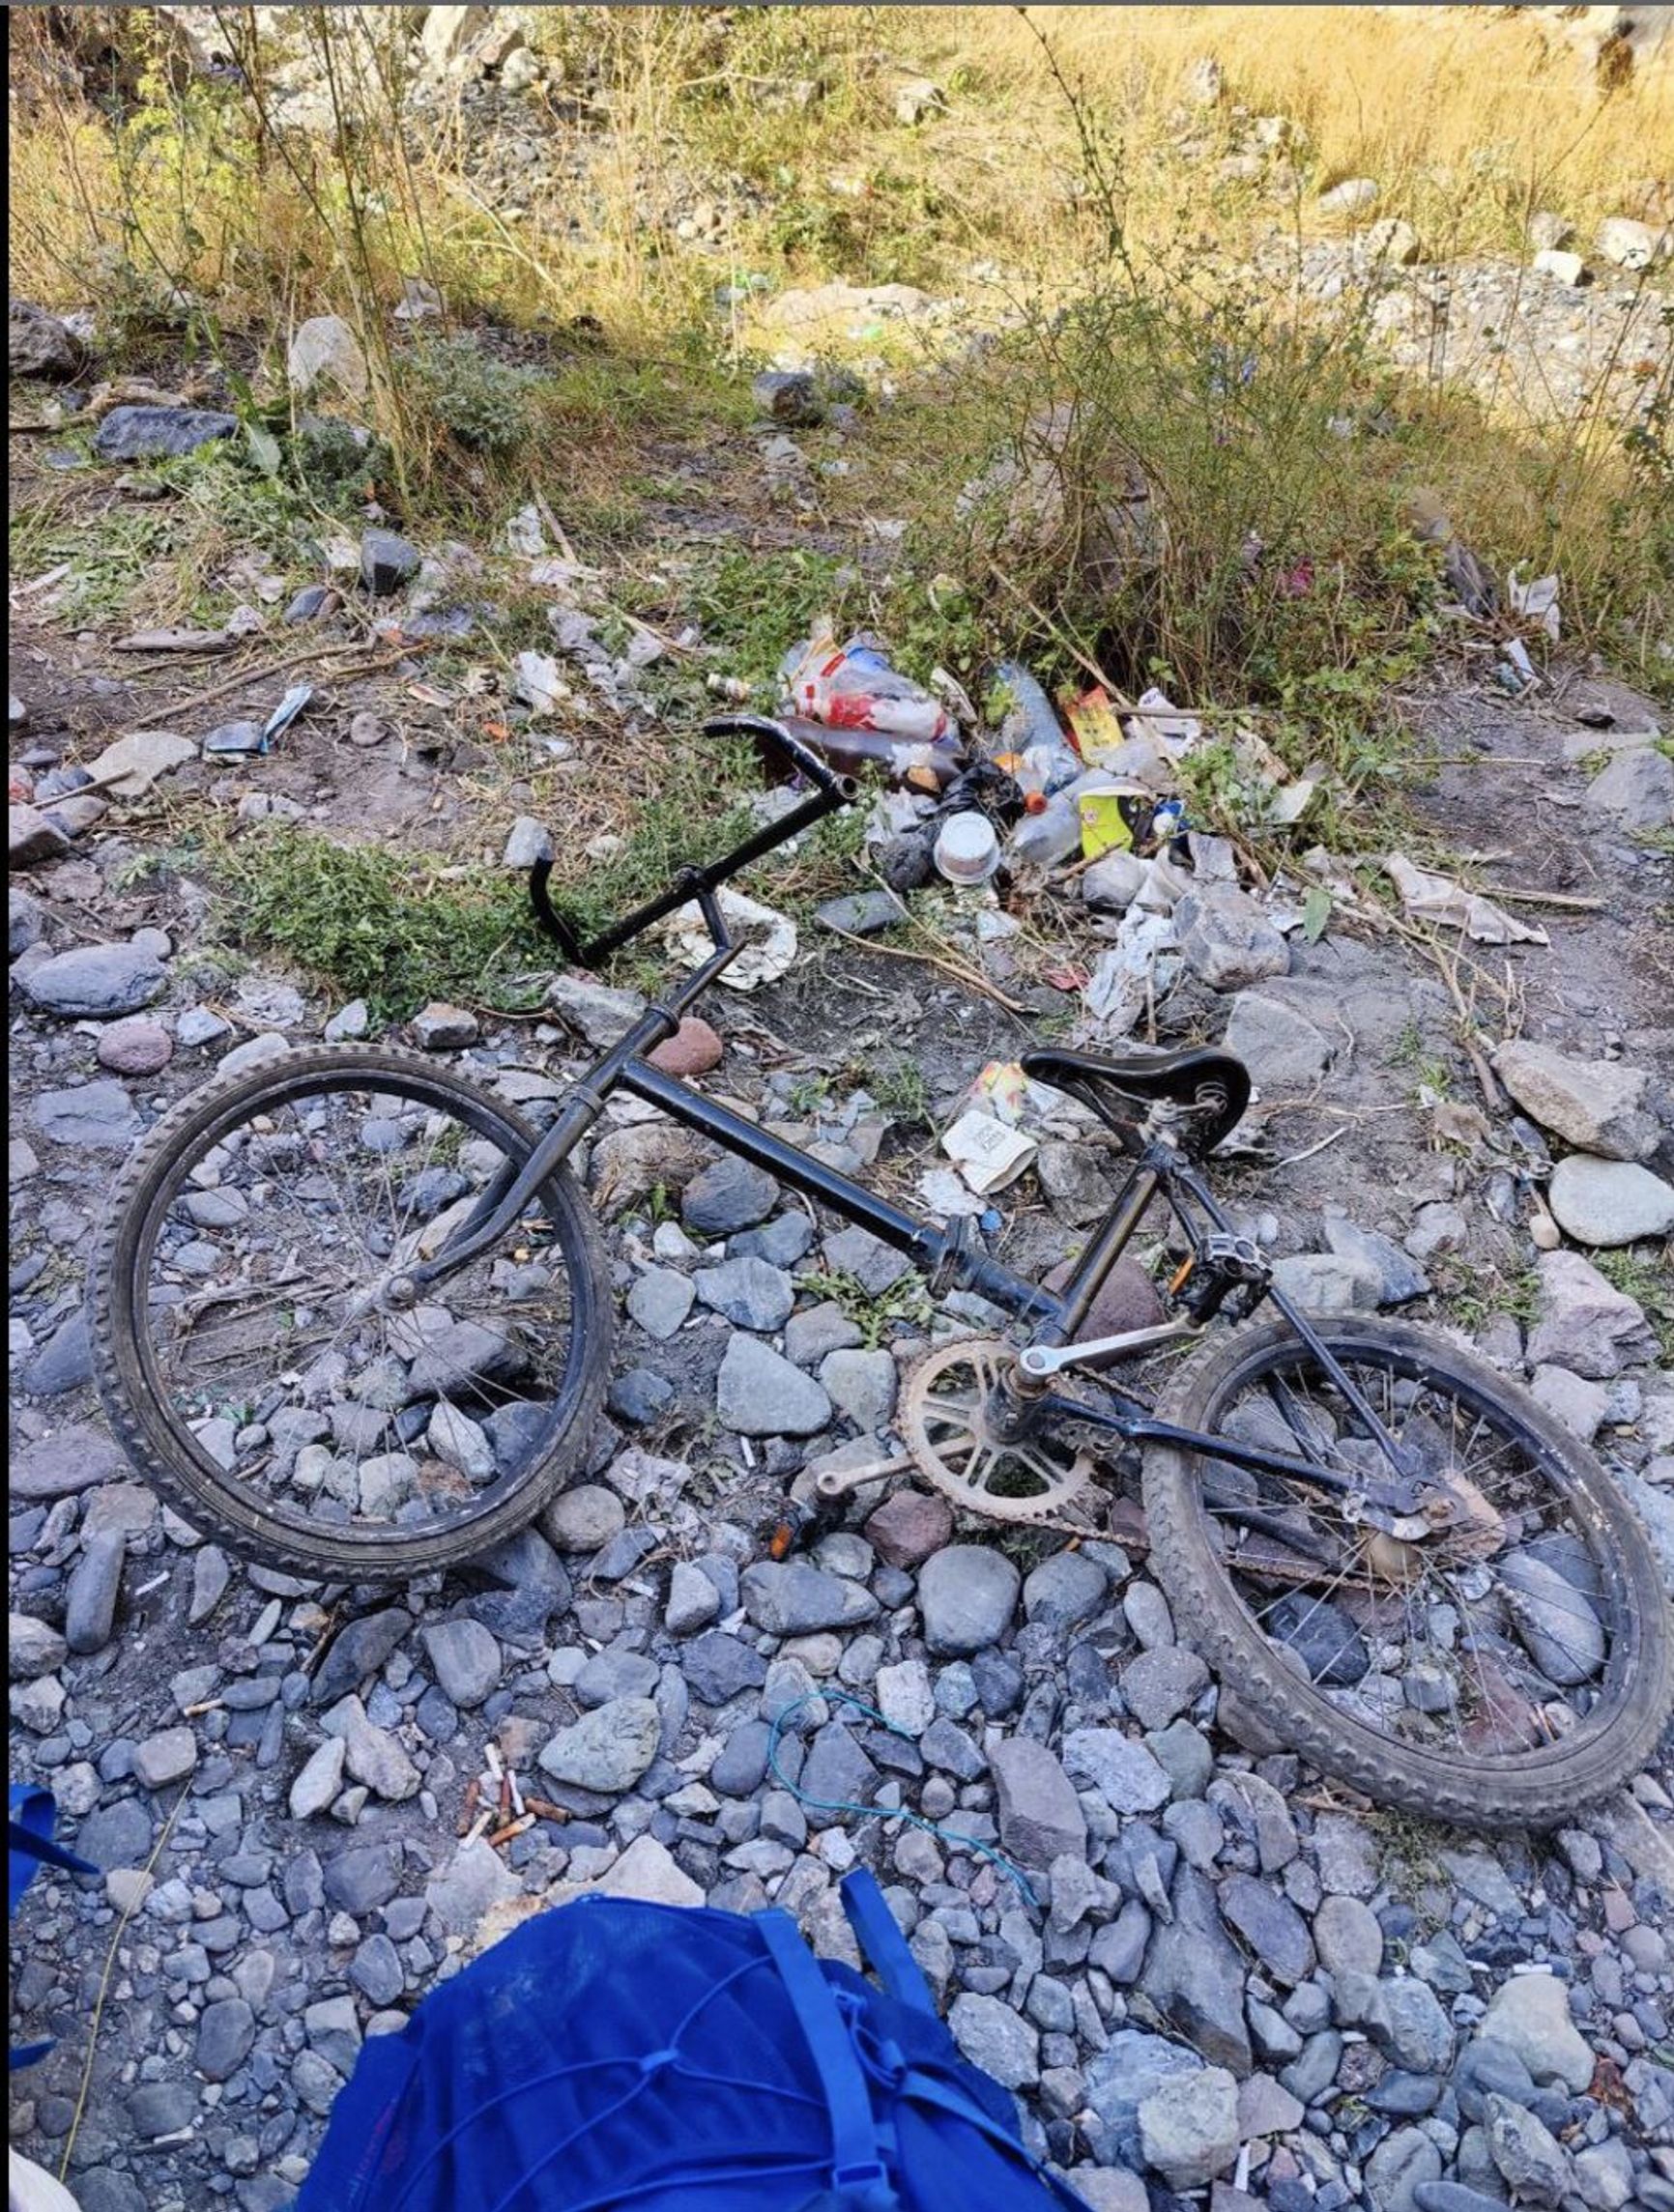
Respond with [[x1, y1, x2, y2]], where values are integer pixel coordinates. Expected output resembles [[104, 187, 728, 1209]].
[[7, 34, 1674, 2193], [10, 547, 1674, 2212]]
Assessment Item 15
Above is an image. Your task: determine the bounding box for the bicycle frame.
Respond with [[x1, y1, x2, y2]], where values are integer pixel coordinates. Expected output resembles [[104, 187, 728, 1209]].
[[404, 715, 1433, 1526]]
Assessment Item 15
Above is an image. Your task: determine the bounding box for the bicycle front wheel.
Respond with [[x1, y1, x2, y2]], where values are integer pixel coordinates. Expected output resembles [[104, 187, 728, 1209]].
[[89, 1046, 613, 1582], [1143, 1314, 1673, 1830]]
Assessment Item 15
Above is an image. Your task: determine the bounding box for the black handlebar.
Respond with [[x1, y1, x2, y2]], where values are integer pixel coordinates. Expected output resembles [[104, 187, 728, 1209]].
[[528, 714, 857, 970]]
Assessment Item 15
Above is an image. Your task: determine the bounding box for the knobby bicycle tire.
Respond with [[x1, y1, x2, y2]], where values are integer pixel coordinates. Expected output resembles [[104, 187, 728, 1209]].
[[87, 1045, 615, 1582], [1143, 1313, 1673, 1830]]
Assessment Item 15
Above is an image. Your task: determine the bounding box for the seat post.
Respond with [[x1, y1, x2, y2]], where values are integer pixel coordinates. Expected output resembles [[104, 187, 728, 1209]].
[[1036, 1159, 1165, 1348]]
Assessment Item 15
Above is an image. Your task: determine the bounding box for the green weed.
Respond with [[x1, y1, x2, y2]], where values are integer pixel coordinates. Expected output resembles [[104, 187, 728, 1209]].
[[797, 1266, 933, 1350], [213, 827, 550, 1022], [1595, 1248, 1674, 1362]]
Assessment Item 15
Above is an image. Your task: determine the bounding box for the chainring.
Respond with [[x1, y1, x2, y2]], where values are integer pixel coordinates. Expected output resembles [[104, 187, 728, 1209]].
[[900, 1337, 1102, 1529]]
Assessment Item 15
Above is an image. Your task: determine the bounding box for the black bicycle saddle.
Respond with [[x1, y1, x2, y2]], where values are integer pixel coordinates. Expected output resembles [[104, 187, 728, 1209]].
[[1021, 1045, 1252, 1157]]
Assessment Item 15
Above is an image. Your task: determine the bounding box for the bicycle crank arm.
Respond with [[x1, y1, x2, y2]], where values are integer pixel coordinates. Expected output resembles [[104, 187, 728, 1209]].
[[1018, 1322, 1198, 1380], [1047, 1395, 1431, 1520], [813, 1451, 917, 1502]]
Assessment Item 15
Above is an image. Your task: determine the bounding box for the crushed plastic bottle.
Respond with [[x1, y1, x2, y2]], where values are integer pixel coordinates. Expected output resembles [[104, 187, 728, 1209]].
[[988, 660, 1082, 808]]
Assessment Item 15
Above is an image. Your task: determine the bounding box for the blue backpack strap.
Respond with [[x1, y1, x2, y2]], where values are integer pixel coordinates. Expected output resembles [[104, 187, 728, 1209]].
[[839, 1871, 936, 2018], [895, 2067, 1101, 2209], [757, 1909, 900, 2212]]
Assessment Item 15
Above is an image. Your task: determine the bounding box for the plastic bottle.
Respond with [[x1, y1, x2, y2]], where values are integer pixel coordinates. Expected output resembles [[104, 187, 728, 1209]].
[[1004, 790, 1082, 871], [991, 660, 1082, 802], [755, 714, 966, 794]]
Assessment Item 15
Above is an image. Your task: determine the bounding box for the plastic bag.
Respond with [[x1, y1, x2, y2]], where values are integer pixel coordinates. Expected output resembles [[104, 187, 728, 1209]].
[[780, 626, 954, 743]]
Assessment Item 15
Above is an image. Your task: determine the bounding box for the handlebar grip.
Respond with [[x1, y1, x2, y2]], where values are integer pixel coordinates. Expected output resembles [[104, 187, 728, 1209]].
[[702, 714, 856, 806]]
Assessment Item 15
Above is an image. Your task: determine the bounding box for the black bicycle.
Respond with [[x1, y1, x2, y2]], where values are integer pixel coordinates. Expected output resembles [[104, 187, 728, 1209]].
[[89, 717, 1672, 1829]]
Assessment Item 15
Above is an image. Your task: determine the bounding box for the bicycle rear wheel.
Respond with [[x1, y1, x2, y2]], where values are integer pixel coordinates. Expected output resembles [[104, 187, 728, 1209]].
[[1143, 1314, 1673, 1830], [89, 1046, 613, 1582]]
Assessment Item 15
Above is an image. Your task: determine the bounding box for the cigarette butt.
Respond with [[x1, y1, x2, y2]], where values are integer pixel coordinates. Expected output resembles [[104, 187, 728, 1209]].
[[487, 1814, 535, 1850]]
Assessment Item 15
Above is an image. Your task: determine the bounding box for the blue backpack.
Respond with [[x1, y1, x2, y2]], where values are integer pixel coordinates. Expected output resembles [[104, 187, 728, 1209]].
[[295, 1867, 1096, 2212], [10, 1783, 96, 2071]]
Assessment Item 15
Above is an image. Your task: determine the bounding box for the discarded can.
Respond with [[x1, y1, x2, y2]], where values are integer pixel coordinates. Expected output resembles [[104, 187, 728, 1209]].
[[933, 810, 1000, 885]]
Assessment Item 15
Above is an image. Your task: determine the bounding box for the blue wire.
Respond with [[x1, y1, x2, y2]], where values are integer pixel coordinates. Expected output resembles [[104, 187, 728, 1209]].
[[765, 1689, 1039, 1910]]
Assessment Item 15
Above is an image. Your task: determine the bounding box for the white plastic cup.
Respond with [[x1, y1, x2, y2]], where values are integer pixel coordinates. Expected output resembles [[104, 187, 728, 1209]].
[[934, 811, 1000, 884]]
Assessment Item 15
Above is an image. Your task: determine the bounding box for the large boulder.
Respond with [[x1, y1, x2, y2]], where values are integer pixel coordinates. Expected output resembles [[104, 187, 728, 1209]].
[[1491, 1041, 1660, 1162]]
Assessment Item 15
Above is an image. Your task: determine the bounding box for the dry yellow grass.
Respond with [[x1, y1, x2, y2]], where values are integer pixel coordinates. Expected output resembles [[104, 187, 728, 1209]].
[[914, 5, 1671, 251]]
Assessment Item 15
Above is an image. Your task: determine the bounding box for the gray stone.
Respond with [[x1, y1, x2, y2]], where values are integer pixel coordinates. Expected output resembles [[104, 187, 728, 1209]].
[[10, 803, 72, 868], [1219, 1872, 1314, 1985], [1485, 2092, 1572, 2205], [538, 1697, 661, 1793], [325, 1694, 419, 1801], [917, 1545, 1020, 1655], [96, 1017, 172, 1075], [1529, 1364, 1610, 1440], [716, 1336, 832, 1435], [1322, 1215, 1429, 1304], [128, 2080, 199, 2137], [1320, 176, 1380, 214], [1174, 885, 1289, 991], [681, 1156, 781, 1234], [1022, 1549, 1108, 1630], [1138, 1864, 1253, 2074], [1366, 2125, 1444, 2212], [23, 1310, 94, 1396], [360, 527, 420, 595], [1270, 1250, 1381, 1313], [741, 1560, 878, 1634], [1501, 1549, 1604, 1683], [990, 1737, 1088, 1868], [1083, 2028, 1201, 2169], [547, 970, 649, 1049], [350, 1932, 404, 2007], [799, 1718, 878, 1808], [1478, 1970, 1595, 2092], [424, 1837, 520, 1936], [573, 1649, 660, 1707], [948, 1993, 1039, 2089], [814, 889, 904, 936], [1492, 1042, 1659, 1163], [818, 1347, 898, 1430], [1089, 1898, 1151, 1984], [1548, 1154, 1674, 1247], [11, 298, 82, 379], [1313, 1893, 1383, 1977], [1119, 1647, 1208, 1729], [1223, 991, 1331, 1091], [1587, 743, 1674, 828], [1137, 2063, 1237, 2188], [665, 1560, 721, 1634], [312, 1608, 412, 1705], [1063, 1729, 1170, 1814], [627, 1268, 695, 1339], [420, 1619, 501, 1709], [1527, 1249, 1657, 1378], [695, 1254, 794, 1331], [195, 1997, 256, 2082], [539, 1483, 625, 1553], [752, 370, 824, 426], [22, 942, 166, 1017], [287, 313, 368, 398], [64, 1529, 126, 1654], [32, 1079, 142, 1149], [682, 1631, 768, 1707], [289, 1735, 347, 1821], [1362, 1976, 1456, 2074], [1597, 215, 1670, 268], [92, 405, 238, 462], [132, 1726, 197, 1790], [8, 1614, 67, 1679]]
